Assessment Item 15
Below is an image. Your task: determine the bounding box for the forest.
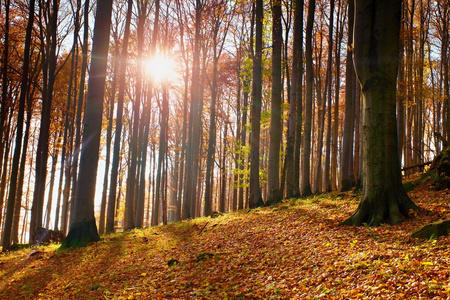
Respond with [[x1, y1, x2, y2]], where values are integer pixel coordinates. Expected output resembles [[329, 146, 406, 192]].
[[0, 0, 449, 251]]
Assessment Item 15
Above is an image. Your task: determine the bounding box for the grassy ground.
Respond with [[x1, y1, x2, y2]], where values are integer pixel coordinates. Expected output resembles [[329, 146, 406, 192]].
[[1, 180, 450, 299]]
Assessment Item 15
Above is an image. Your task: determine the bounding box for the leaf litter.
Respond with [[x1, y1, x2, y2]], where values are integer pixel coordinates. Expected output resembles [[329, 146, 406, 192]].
[[1, 180, 450, 299]]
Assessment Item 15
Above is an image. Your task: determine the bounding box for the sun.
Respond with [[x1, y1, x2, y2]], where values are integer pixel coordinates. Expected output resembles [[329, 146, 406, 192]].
[[144, 53, 177, 84]]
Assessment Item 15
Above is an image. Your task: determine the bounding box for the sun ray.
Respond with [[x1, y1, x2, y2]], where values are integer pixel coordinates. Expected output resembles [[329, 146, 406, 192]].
[[144, 53, 177, 84]]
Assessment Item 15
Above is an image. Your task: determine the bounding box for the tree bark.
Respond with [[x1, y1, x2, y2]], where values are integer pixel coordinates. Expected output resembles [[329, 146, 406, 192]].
[[62, 0, 113, 247], [301, 0, 315, 196], [183, 0, 204, 218], [30, 0, 59, 240], [249, 0, 264, 208], [2, 0, 35, 251], [342, 0, 419, 226], [267, 0, 283, 204]]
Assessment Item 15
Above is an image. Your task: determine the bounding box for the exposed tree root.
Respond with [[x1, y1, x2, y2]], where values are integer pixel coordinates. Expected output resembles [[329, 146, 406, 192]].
[[61, 219, 100, 248], [341, 190, 419, 226]]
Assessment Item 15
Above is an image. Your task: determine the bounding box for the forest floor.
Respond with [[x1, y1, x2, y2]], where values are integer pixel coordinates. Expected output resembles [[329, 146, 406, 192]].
[[1, 176, 450, 299]]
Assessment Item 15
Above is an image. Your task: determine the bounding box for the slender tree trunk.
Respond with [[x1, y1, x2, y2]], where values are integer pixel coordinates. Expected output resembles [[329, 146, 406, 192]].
[[204, 41, 220, 217], [99, 63, 116, 234], [184, 0, 203, 219], [115, 0, 134, 230], [135, 0, 154, 228], [30, 0, 59, 240], [55, 0, 80, 231], [0, 0, 11, 193], [69, 0, 90, 227], [12, 90, 34, 243], [323, 0, 335, 192], [106, 2, 133, 233], [249, 0, 264, 208], [44, 146, 59, 228], [301, 0, 315, 196], [2, 0, 35, 250], [267, 0, 283, 204], [293, 0, 304, 197], [332, 0, 343, 190], [340, 0, 356, 191], [219, 122, 228, 212], [153, 87, 169, 226], [286, 0, 302, 198]]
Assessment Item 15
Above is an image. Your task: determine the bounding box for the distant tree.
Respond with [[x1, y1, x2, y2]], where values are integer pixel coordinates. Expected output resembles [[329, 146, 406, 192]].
[[62, 0, 114, 247], [342, 0, 419, 226]]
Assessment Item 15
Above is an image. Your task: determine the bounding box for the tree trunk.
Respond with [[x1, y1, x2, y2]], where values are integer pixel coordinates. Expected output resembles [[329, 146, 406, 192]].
[[323, 0, 335, 193], [2, 0, 34, 251], [62, 0, 113, 247], [301, 0, 315, 196], [69, 0, 90, 227], [106, 3, 133, 233], [30, 0, 59, 241], [267, 0, 283, 204], [249, 0, 264, 208], [0, 0, 11, 198], [293, 0, 304, 197], [340, 0, 356, 192], [342, 0, 419, 226], [183, 0, 203, 219]]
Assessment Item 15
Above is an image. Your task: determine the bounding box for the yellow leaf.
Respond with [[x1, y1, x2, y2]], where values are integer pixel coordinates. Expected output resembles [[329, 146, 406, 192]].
[[141, 273, 147, 277], [421, 261, 433, 265]]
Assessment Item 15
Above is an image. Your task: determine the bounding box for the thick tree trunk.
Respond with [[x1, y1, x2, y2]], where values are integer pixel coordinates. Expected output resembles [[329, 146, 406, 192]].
[[343, 0, 419, 226], [62, 0, 113, 247]]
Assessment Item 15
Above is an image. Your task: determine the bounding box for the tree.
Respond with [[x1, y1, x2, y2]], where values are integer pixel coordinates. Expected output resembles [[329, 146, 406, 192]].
[[106, 1, 133, 233], [301, 0, 315, 197], [267, 0, 283, 204], [204, 0, 233, 216], [285, 0, 303, 199], [62, 0, 114, 247], [249, 0, 264, 208], [183, 0, 204, 219], [2, 0, 35, 251], [120, 0, 135, 230], [340, 0, 356, 192], [30, 0, 60, 241], [342, 0, 419, 226]]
